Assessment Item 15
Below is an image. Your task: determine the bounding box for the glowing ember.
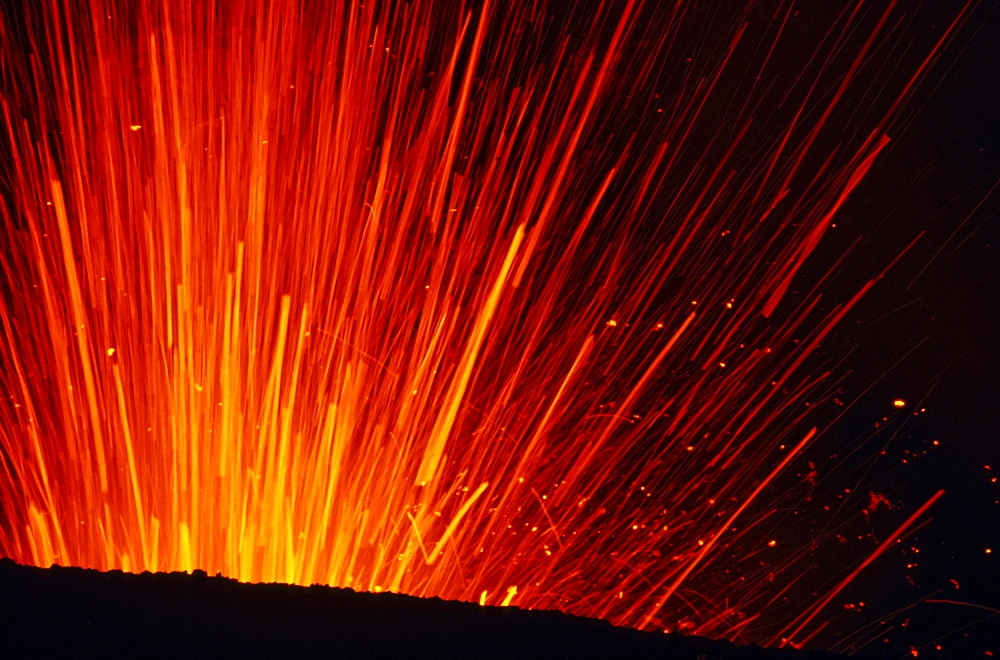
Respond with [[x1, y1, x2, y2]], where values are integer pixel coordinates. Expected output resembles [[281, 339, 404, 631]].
[[0, 0, 976, 648]]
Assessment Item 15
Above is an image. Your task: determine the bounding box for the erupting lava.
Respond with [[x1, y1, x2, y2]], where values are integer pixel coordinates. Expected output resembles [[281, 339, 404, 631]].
[[0, 0, 975, 649]]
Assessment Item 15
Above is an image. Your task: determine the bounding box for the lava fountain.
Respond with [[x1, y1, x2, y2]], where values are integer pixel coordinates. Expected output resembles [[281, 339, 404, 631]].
[[0, 0, 975, 649]]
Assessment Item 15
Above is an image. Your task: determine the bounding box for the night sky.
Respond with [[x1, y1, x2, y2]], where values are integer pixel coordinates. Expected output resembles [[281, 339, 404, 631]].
[[797, 0, 999, 654]]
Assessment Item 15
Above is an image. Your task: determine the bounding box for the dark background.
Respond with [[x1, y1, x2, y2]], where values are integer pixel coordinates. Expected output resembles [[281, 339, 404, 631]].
[[805, 0, 999, 655]]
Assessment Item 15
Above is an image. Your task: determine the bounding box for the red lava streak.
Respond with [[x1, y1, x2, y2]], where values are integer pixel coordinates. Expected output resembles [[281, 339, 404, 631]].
[[0, 0, 975, 648]]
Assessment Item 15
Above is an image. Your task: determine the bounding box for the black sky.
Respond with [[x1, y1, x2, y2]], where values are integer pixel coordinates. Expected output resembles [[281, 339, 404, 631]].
[[809, 0, 999, 654]]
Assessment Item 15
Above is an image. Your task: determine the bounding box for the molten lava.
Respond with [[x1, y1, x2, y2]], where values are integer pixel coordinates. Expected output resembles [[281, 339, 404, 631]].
[[0, 0, 973, 648]]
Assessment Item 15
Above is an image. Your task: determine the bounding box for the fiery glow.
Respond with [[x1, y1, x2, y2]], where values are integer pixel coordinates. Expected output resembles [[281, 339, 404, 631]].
[[0, 0, 973, 648]]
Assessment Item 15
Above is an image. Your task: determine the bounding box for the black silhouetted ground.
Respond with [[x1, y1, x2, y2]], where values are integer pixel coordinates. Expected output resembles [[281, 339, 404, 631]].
[[0, 558, 854, 658]]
